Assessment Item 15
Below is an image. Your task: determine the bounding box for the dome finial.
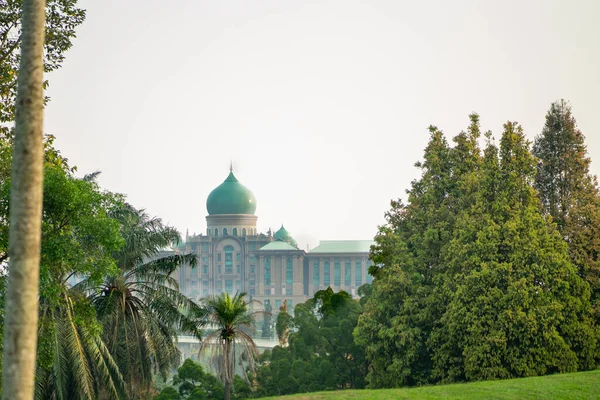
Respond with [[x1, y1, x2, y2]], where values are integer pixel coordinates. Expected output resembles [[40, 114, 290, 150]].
[[229, 160, 233, 172]]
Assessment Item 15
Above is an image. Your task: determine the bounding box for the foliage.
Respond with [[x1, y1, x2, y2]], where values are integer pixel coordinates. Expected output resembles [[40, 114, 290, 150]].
[[159, 359, 224, 400], [82, 204, 200, 399], [355, 114, 599, 388], [0, 131, 126, 398], [153, 387, 181, 400], [195, 292, 264, 400], [33, 167, 126, 400], [532, 100, 600, 319], [0, 0, 86, 123], [253, 288, 366, 397], [275, 307, 292, 346]]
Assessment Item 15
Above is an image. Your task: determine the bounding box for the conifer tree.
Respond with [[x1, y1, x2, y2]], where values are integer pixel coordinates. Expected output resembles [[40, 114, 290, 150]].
[[533, 100, 600, 318], [432, 122, 597, 382], [356, 116, 599, 388]]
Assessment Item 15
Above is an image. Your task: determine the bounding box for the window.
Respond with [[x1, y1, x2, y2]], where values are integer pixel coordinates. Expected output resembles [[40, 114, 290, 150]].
[[203, 280, 208, 288], [202, 256, 208, 263], [217, 253, 222, 261], [276, 299, 281, 310], [223, 228, 228, 236], [207, 228, 211, 236], [191, 267, 198, 279], [250, 264, 255, 274], [214, 228, 219, 237], [366, 260, 374, 283], [233, 228, 238, 236], [224, 245, 233, 273], [345, 259, 351, 286], [242, 228, 247, 236], [286, 257, 293, 286], [324, 260, 330, 286], [236, 252, 241, 260], [225, 280, 233, 294], [355, 260, 362, 286], [312, 259, 320, 288], [249, 279, 255, 287], [218, 264, 222, 273], [334, 258, 341, 286], [201, 243, 209, 252], [264, 257, 271, 285], [236, 280, 240, 289], [202, 265, 208, 274], [217, 280, 222, 289], [248, 242, 256, 250], [249, 288, 255, 296], [236, 264, 240, 273]]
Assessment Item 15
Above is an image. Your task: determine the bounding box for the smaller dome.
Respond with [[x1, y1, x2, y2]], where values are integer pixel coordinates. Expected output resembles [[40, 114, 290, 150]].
[[274, 225, 297, 248]]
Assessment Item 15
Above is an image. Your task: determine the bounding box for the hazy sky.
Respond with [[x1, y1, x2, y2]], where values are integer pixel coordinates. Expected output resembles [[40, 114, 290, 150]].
[[44, 0, 600, 249]]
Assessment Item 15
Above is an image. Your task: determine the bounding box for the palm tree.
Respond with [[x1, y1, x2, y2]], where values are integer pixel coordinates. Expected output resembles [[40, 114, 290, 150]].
[[35, 283, 125, 400], [83, 204, 200, 398], [197, 292, 266, 400]]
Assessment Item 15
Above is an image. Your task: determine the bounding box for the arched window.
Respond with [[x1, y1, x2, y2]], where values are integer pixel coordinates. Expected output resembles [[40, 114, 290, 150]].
[[214, 228, 219, 237], [242, 228, 247, 236], [224, 245, 234, 274], [233, 228, 238, 236], [207, 228, 211, 236], [223, 228, 228, 236]]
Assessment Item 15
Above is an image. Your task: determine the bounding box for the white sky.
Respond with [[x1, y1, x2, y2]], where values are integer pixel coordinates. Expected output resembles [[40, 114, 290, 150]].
[[44, 0, 600, 250]]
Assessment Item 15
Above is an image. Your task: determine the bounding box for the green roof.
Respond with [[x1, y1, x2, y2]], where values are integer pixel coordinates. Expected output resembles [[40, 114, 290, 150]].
[[309, 240, 374, 253], [206, 170, 257, 215], [274, 225, 297, 247], [259, 240, 299, 251]]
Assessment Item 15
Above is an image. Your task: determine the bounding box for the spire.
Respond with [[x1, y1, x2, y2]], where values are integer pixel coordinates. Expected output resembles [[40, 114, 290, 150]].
[[229, 160, 233, 172]]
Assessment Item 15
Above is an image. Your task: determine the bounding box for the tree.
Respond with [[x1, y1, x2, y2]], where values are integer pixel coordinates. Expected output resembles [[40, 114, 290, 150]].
[[31, 167, 126, 399], [533, 100, 600, 318], [275, 301, 292, 346], [355, 116, 599, 388], [355, 123, 460, 388], [159, 359, 225, 400], [197, 292, 264, 400], [0, 129, 126, 398], [84, 205, 200, 399], [254, 289, 366, 397], [430, 122, 597, 382], [0, 0, 86, 124], [1, 0, 46, 397]]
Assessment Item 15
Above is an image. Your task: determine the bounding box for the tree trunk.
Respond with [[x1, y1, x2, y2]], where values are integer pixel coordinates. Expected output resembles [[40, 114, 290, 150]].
[[224, 339, 231, 400], [1, 0, 46, 399]]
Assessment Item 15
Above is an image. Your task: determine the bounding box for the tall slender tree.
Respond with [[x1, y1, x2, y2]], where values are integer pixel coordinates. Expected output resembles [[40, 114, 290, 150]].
[[533, 100, 600, 318], [1, 0, 45, 398], [198, 292, 264, 400]]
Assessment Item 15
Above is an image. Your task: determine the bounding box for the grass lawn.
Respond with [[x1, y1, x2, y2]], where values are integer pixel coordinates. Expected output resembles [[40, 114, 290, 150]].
[[259, 369, 600, 399]]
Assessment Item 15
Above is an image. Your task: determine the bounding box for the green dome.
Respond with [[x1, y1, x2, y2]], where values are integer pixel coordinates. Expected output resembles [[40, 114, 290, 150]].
[[274, 225, 297, 247], [206, 171, 257, 215]]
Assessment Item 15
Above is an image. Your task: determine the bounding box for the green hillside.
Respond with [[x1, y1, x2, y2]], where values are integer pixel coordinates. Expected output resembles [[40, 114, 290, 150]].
[[260, 370, 600, 400]]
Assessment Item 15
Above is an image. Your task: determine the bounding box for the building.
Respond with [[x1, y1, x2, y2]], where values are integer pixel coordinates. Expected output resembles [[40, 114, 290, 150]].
[[174, 167, 374, 311]]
